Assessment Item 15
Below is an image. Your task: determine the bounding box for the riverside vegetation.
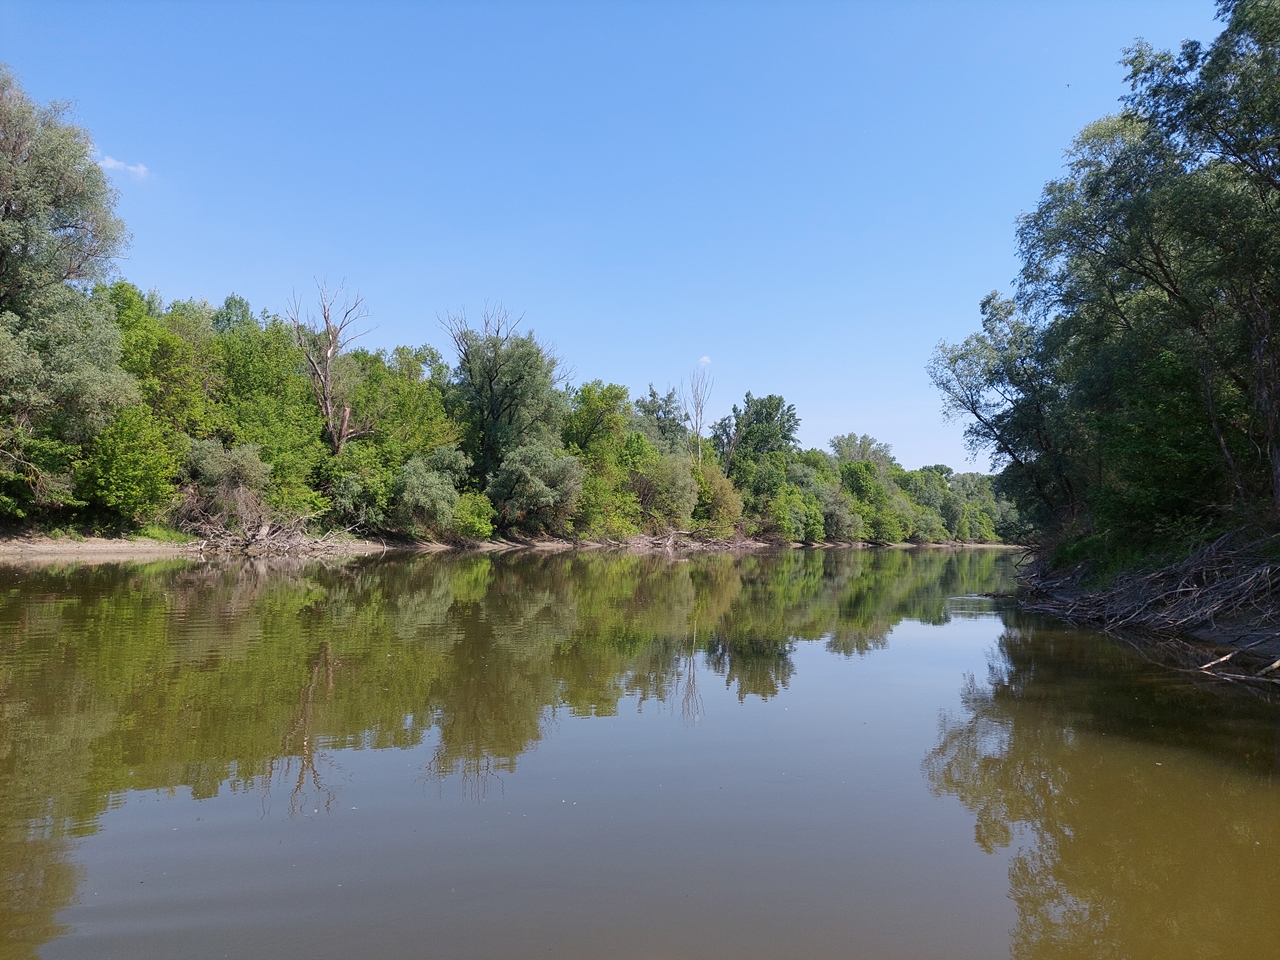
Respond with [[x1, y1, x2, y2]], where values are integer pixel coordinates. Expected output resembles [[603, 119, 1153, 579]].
[[0, 65, 1017, 551], [931, 0, 1280, 640]]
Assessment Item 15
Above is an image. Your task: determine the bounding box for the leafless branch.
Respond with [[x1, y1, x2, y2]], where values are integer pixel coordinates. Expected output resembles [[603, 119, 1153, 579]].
[[287, 279, 373, 456], [681, 365, 713, 467]]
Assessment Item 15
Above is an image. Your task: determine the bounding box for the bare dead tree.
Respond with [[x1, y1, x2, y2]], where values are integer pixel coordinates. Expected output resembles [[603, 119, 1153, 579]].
[[681, 365, 713, 467], [287, 280, 372, 456]]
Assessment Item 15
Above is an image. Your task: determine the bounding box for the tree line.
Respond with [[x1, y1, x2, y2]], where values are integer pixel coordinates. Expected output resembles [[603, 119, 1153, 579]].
[[0, 64, 1016, 545], [932, 0, 1280, 570]]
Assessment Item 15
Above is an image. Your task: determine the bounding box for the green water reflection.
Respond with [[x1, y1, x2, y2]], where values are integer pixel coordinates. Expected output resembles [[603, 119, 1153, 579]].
[[2, 546, 1277, 959], [0, 547, 1008, 957], [924, 616, 1280, 960]]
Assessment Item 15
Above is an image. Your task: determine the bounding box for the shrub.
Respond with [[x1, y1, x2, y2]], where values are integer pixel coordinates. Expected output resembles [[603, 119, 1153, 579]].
[[453, 491, 496, 539], [175, 439, 278, 537], [79, 406, 179, 521], [911, 506, 949, 543], [391, 455, 458, 534], [188, 439, 271, 492], [485, 440, 584, 534], [821, 488, 862, 541], [692, 463, 742, 536], [633, 453, 698, 531]]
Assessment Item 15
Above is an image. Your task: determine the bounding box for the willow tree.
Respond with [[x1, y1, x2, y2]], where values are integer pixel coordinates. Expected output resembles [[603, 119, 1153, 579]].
[[443, 305, 567, 488], [931, 0, 1280, 559], [0, 65, 136, 514]]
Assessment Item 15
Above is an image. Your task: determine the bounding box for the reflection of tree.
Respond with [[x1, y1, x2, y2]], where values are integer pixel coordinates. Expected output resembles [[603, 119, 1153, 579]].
[[0, 546, 1016, 955], [0, 702, 107, 960], [925, 616, 1280, 960], [680, 626, 704, 723], [262, 642, 341, 817]]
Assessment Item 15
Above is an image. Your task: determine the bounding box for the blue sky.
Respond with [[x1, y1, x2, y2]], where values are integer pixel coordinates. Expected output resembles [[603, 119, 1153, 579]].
[[2, 1, 1219, 467]]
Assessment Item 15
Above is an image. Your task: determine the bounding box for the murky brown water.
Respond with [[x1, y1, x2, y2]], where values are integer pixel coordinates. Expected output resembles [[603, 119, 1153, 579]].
[[1, 548, 1277, 960]]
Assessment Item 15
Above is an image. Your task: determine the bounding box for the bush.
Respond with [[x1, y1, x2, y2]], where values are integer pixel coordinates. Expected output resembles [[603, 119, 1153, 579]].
[[79, 406, 179, 521], [486, 440, 584, 534], [633, 453, 698, 531], [188, 439, 271, 492], [869, 509, 906, 544], [955, 503, 997, 542], [174, 439, 278, 537], [692, 463, 742, 536], [391, 456, 458, 534], [425, 445, 471, 487], [453, 491, 496, 539], [767, 484, 825, 543], [911, 506, 949, 543], [821, 488, 862, 541]]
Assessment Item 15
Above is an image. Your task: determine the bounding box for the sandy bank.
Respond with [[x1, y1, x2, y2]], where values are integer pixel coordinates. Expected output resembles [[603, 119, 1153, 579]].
[[0, 534, 391, 564], [0, 532, 1017, 566]]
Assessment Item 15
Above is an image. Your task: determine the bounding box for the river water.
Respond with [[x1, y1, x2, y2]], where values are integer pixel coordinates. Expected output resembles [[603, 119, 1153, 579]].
[[0, 548, 1277, 959]]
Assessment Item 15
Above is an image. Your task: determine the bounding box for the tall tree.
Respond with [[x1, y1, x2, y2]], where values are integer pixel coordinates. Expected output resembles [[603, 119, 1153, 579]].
[[711, 392, 799, 478], [0, 65, 135, 513], [681, 367, 712, 466], [444, 306, 567, 487], [931, 1, 1280, 556], [0, 65, 126, 316]]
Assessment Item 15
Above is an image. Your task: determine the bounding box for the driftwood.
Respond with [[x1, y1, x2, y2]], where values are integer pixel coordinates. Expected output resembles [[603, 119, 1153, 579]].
[[1022, 531, 1280, 693], [172, 480, 348, 556], [1023, 531, 1280, 632]]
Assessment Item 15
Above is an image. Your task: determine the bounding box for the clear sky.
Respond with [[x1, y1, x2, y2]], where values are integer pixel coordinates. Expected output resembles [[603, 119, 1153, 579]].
[[1, 0, 1220, 468]]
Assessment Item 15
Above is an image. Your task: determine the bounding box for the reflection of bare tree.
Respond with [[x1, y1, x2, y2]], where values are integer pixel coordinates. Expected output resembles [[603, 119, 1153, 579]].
[[262, 642, 341, 817], [424, 750, 508, 803], [679, 625, 703, 723]]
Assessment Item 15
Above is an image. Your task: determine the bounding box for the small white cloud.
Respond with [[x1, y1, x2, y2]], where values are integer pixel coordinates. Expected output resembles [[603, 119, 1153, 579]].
[[699, 356, 711, 364], [98, 155, 149, 178]]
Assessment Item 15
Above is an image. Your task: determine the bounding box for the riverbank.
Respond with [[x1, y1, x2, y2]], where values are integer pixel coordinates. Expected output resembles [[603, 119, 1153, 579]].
[[0, 532, 394, 563], [1020, 532, 1280, 690], [0, 531, 1017, 565]]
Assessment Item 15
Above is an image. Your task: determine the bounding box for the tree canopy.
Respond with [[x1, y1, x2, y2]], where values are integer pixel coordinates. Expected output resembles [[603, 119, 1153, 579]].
[[0, 63, 1014, 546], [931, 0, 1280, 567]]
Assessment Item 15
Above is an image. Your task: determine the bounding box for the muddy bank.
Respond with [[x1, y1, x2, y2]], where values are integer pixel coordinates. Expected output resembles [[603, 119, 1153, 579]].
[[0, 534, 392, 564], [0, 531, 1016, 565]]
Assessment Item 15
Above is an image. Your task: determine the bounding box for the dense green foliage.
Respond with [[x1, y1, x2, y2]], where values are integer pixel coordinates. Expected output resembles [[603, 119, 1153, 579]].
[[0, 66, 1013, 544], [932, 0, 1280, 567]]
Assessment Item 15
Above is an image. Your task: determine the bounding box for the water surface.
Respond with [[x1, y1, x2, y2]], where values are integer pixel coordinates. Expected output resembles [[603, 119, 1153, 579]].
[[0, 548, 1277, 959]]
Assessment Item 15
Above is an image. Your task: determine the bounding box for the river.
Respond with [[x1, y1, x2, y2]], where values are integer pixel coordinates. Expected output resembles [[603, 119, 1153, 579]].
[[0, 547, 1276, 959]]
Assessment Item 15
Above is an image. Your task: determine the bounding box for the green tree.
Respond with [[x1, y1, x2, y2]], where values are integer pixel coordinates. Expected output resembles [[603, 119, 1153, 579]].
[[932, 2, 1280, 562], [0, 65, 125, 318], [445, 307, 566, 488], [214, 309, 329, 516], [711, 392, 800, 480], [485, 438, 584, 534], [107, 283, 219, 437], [77, 405, 179, 520], [0, 67, 136, 517], [631, 384, 688, 455]]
